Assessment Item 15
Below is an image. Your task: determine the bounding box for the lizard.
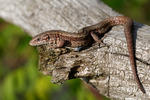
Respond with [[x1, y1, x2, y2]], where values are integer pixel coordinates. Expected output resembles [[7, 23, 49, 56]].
[[29, 16, 145, 93]]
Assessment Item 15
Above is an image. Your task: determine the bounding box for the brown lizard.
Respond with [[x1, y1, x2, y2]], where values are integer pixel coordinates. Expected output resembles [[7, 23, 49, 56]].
[[29, 16, 145, 93]]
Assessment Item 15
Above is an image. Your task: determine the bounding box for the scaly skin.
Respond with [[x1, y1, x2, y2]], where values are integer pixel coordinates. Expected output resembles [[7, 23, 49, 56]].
[[80, 16, 145, 93], [29, 16, 145, 93], [29, 30, 93, 48]]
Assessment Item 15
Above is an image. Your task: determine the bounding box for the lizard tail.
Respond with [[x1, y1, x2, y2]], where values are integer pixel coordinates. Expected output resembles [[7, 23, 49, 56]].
[[109, 16, 145, 93], [124, 18, 146, 93]]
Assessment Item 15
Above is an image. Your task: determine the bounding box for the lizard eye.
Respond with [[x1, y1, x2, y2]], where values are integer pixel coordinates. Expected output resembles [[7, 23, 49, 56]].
[[37, 38, 40, 41]]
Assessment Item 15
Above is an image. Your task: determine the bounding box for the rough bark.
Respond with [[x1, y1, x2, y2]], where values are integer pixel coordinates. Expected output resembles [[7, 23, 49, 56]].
[[0, 0, 150, 99]]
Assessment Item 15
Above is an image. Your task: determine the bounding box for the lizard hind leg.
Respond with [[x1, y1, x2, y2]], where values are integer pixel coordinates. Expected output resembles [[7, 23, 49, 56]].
[[90, 32, 107, 47]]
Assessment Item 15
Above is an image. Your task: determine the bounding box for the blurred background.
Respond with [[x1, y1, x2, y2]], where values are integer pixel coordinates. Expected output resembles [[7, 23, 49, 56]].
[[102, 0, 150, 25], [0, 0, 149, 100]]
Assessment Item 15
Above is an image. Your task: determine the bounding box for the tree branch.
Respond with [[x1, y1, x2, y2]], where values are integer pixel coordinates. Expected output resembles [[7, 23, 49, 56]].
[[0, 0, 150, 99]]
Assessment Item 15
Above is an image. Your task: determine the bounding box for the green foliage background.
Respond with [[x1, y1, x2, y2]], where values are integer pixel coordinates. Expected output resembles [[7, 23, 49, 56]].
[[102, 0, 150, 25], [0, 0, 150, 100], [0, 19, 98, 100]]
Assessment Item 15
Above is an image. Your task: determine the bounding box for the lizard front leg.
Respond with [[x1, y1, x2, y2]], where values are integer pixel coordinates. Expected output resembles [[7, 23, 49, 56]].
[[47, 39, 65, 48], [57, 39, 65, 48]]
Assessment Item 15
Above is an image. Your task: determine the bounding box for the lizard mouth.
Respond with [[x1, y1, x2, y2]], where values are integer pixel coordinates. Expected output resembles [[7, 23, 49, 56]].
[[29, 40, 35, 46], [29, 39, 41, 46], [29, 39, 46, 46]]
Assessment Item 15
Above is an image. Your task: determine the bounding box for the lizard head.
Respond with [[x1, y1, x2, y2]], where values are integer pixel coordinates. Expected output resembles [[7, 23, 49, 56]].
[[29, 33, 50, 46]]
